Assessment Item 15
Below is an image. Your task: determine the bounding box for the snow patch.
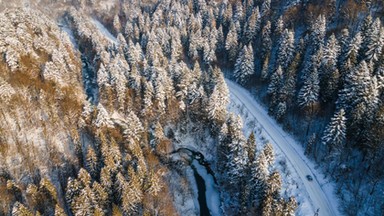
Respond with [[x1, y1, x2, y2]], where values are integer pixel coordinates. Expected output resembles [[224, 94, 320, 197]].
[[91, 19, 118, 44], [59, 25, 78, 48]]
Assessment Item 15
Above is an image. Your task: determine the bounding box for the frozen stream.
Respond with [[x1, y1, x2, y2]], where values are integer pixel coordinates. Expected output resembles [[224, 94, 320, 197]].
[[174, 148, 221, 216]]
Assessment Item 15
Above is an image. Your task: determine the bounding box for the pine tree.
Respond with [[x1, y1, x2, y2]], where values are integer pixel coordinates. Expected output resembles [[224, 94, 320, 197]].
[[97, 63, 110, 89], [123, 111, 143, 141], [225, 22, 239, 63], [0, 77, 16, 102], [54, 205, 66, 216], [92, 182, 109, 210], [322, 109, 347, 155], [376, 63, 384, 90], [203, 40, 216, 65], [100, 167, 113, 197], [218, 122, 230, 175], [78, 168, 92, 188], [338, 28, 350, 68], [267, 65, 283, 107], [73, 186, 95, 216], [284, 52, 300, 108], [320, 34, 340, 102], [206, 68, 229, 124], [298, 65, 320, 111], [261, 21, 272, 62], [338, 61, 379, 123], [39, 178, 58, 203], [12, 202, 33, 216], [147, 170, 162, 196], [359, 15, 374, 61], [284, 196, 298, 216], [274, 16, 284, 36], [216, 25, 225, 54], [121, 167, 143, 214], [85, 147, 99, 178], [115, 172, 127, 201], [94, 104, 114, 128], [266, 171, 282, 199], [310, 15, 326, 53], [250, 151, 268, 207], [363, 19, 384, 62], [234, 44, 254, 85], [244, 7, 260, 44], [261, 0, 271, 19], [263, 143, 275, 167], [246, 132, 257, 165], [226, 114, 247, 186], [65, 178, 81, 211], [112, 14, 121, 34], [261, 54, 270, 81], [348, 32, 362, 66], [276, 28, 295, 70]]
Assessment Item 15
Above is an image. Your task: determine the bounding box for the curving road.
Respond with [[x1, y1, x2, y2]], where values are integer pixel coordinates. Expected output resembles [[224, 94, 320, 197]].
[[226, 79, 340, 216]]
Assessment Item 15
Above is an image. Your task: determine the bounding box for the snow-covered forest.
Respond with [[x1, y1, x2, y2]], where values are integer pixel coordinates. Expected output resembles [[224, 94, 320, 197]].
[[0, 0, 383, 215]]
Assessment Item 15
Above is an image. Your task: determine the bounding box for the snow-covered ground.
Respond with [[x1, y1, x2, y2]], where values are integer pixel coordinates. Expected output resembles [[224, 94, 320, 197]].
[[59, 24, 78, 48], [226, 79, 340, 216], [91, 18, 118, 44]]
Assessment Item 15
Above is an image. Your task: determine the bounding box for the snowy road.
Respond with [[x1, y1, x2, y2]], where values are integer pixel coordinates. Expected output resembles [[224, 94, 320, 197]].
[[226, 79, 340, 216]]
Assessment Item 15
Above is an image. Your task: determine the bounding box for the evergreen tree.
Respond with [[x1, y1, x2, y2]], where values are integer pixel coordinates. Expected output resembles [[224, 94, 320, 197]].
[[92, 182, 109, 210], [267, 65, 283, 107], [206, 68, 229, 124], [246, 132, 257, 165], [298, 65, 320, 111], [261, 54, 270, 81], [284, 53, 300, 108], [225, 22, 239, 63], [54, 205, 66, 216], [234, 44, 254, 85], [227, 114, 247, 186], [250, 151, 268, 207], [100, 167, 113, 198], [338, 28, 350, 68], [310, 15, 326, 53], [244, 7, 260, 44], [320, 34, 340, 102], [284, 197, 298, 216], [12, 202, 33, 216], [274, 16, 284, 36], [260, 0, 271, 19], [261, 21, 272, 62], [322, 109, 347, 155], [73, 186, 95, 216], [363, 19, 384, 62], [113, 14, 121, 33], [85, 147, 99, 179], [276, 28, 295, 70], [122, 167, 143, 214], [0, 77, 16, 102], [263, 143, 275, 167], [94, 104, 114, 128], [338, 61, 379, 123], [216, 25, 225, 54], [359, 15, 374, 61]]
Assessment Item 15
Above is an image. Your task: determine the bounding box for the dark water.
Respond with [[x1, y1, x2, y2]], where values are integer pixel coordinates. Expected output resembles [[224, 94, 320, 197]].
[[81, 55, 99, 104], [172, 148, 218, 216], [191, 164, 211, 216]]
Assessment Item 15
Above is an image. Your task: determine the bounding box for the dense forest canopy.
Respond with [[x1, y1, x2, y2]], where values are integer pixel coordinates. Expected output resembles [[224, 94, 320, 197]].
[[0, 0, 383, 215]]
